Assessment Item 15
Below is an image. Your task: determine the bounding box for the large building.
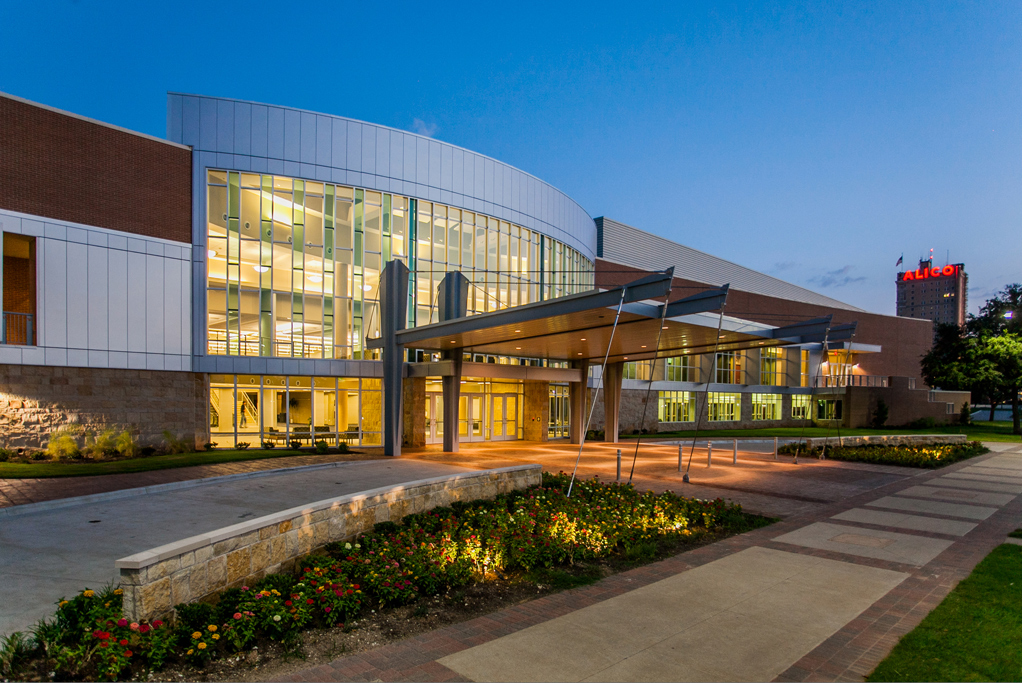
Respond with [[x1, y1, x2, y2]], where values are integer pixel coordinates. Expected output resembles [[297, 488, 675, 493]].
[[896, 258, 968, 326], [0, 92, 968, 451]]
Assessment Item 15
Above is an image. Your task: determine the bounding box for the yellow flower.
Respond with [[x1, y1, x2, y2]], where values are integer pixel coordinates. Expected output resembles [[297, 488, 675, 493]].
[[192, 631, 201, 639], [82, 590, 95, 598], [59, 600, 69, 607], [113, 589, 123, 595], [207, 624, 217, 632], [197, 642, 207, 650], [187, 649, 194, 655], [212, 633, 220, 640]]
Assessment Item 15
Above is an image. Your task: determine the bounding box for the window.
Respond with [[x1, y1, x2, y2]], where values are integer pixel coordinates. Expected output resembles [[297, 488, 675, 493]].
[[708, 392, 741, 421], [2, 233, 36, 345], [715, 352, 742, 384], [751, 393, 782, 420], [208, 374, 380, 448], [817, 399, 843, 420], [205, 170, 594, 359], [759, 347, 783, 386], [800, 350, 809, 387], [664, 356, 695, 382], [791, 394, 812, 419], [624, 360, 654, 381], [658, 391, 695, 422]]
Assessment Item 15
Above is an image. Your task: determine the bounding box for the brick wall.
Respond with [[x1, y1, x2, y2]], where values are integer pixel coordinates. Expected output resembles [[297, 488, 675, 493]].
[[0, 94, 192, 243], [0, 365, 205, 449], [596, 260, 934, 383]]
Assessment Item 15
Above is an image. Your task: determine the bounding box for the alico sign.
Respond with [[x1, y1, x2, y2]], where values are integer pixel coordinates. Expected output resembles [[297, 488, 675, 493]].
[[900, 264, 960, 281]]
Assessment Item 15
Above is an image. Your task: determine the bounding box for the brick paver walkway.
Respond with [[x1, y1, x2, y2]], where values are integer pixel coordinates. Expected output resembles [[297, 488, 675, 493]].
[[0, 451, 385, 508], [281, 444, 1020, 682]]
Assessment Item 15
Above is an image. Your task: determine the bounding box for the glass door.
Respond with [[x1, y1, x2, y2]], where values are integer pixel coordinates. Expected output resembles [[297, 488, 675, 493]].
[[457, 393, 486, 442], [490, 394, 518, 441], [425, 393, 444, 444]]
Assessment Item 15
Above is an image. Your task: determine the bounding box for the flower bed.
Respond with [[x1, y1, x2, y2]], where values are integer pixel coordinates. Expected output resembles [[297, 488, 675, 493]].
[[777, 440, 988, 468], [1, 473, 770, 682]]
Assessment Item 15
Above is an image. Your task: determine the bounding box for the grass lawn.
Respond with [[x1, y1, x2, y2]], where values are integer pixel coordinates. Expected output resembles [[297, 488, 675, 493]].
[[0, 449, 366, 479], [867, 543, 1022, 682], [645, 421, 1021, 443]]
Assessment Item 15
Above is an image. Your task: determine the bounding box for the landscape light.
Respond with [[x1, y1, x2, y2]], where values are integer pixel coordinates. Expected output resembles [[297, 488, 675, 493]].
[[1004, 311, 1014, 319]]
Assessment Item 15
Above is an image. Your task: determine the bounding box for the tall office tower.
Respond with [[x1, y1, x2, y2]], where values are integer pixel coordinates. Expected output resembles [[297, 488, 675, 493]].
[[896, 258, 968, 326]]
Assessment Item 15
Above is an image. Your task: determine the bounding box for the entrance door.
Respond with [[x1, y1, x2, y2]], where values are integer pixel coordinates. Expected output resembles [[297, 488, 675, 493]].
[[490, 394, 518, 441], [425, 393, 444, 444], [458, 393, 487, 442]]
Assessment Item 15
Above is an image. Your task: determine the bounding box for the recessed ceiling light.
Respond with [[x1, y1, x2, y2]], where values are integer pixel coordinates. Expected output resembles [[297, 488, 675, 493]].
[[514, 329, 521, 333], [662, 326, 669, 329], [515, 347, 521, 350], [450, 340, 456, 344], [641, 345, 647, 348], [580, 338, 586, 341], [577, 352, 583, 355], [307, 274, 323, 283], [253, 266, 269, 273]]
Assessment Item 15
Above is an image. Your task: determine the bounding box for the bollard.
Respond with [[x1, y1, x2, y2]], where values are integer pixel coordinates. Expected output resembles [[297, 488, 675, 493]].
[[616, 449, 622, 482], [733, 439, 738, 464], [677, 444, 683, 472], [774, 436, 778, 460], [707, 441, 712, 467]]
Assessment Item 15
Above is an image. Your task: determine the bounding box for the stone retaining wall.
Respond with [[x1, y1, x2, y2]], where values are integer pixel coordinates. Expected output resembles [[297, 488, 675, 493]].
[[115, 465, 542, 622], [802, 434, 968, 447]]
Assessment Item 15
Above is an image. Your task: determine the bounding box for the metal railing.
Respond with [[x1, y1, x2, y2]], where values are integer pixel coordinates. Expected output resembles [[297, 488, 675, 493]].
[[812, 374, 888, 388], [2, 312, 34, 345]]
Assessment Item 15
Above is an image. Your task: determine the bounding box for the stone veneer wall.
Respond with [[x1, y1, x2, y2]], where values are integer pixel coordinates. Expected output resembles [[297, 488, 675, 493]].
[[802, 434, 967, 448], [0, 364, 205, 448], [116, 465, 542, 622]]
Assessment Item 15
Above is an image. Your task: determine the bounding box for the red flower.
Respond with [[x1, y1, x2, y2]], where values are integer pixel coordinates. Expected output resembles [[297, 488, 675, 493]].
[[117, 618, 128, 627], [153, 620, 163, 627], [139, 624, 151, 634], [119, 639, 128, 646], [123, 650, 133, 658], [284, 600, 292, 606], [306, 598, 314, 605], [99, 642, 109, 649]]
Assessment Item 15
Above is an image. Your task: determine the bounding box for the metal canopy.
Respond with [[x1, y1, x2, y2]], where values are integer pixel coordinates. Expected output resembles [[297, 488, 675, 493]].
[[367, 270, 857, 363]]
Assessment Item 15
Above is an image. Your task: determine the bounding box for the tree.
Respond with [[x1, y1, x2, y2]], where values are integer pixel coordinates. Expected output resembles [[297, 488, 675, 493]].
[[968, 283, 1021, 337], [921, 285, 1023, 434]]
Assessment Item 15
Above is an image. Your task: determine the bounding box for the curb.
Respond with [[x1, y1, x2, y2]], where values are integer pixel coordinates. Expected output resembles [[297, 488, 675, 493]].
[[0, 460, 368, 519]]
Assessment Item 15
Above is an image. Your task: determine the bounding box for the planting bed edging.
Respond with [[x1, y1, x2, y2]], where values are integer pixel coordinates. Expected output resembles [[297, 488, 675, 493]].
[[115, 464, 541, 622], [802, 434, 967, 447]]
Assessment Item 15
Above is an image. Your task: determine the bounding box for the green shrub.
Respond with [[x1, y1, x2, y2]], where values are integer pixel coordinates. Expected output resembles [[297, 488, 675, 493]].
[[261, 440, 276, 450], [871, 400, 889, 429], [88, 428, 120, 458], [162, 431, 192, 455], [47, 426, 81, 460], [0, 631, 34, 679], [338, 441, 350, 454], [960, 401, 973, 425], [289, 439, 302, 450], [236, 442, 251, 450], [314, 439, 329, 454], [204, 442, 217, 451], [907, 416, 937, 429], [115, 430, 137, 458], [782, 441, 987, 468], [0, 447, 14, 462]]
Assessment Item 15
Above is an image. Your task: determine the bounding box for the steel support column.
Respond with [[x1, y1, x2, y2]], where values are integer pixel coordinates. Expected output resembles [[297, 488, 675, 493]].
[[569, 359, 590, 444], [380, 260, 409, 457], [439, 271, 469, 453], [603, 362, 623, 443]]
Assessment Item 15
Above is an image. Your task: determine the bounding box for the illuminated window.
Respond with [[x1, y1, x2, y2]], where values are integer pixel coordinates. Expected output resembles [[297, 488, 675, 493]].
[[208, 374, 380, 448], [791, 394, 812, 419], [624, 360, 654, 381], [715, 352, 742, 384], [759, 348, 783, 386], [2, 233, 36, 346], [751, 393, 782, 420], [800, 350, 809, 387], [708, 392, 741, 421], [664, 356, 695, 382], [658, 391, 695, 422], [816, 399, 843, 420], [205, 170, 593, 359]]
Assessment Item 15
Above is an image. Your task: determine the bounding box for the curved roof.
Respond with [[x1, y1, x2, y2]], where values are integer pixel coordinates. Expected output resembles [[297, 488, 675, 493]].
[[596, 217, 865, 312], [167, 93, 596, 260]]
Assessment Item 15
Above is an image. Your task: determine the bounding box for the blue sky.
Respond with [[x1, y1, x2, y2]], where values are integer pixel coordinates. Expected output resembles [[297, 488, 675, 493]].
[[1, 1, 1019, 314]]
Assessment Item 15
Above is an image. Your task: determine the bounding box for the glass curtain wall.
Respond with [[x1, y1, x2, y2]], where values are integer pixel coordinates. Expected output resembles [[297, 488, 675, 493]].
[[791, 394, 812, 419], [658, 391, 695, 422], [209, 374, 381, 448], [751, 393, 782, 420], [207, 170, 594, 358], [707, 392, 741, 421], [759, 348, 784, 386]]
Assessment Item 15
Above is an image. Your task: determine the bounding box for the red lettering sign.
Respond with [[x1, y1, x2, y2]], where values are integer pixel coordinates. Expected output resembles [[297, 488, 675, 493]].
[[900, 264, 959, 281]]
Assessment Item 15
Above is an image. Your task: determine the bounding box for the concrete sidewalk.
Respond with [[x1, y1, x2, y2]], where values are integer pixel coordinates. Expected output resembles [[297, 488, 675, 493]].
[[284, 444, 1021, 683], [0, 459, 470, 637]]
